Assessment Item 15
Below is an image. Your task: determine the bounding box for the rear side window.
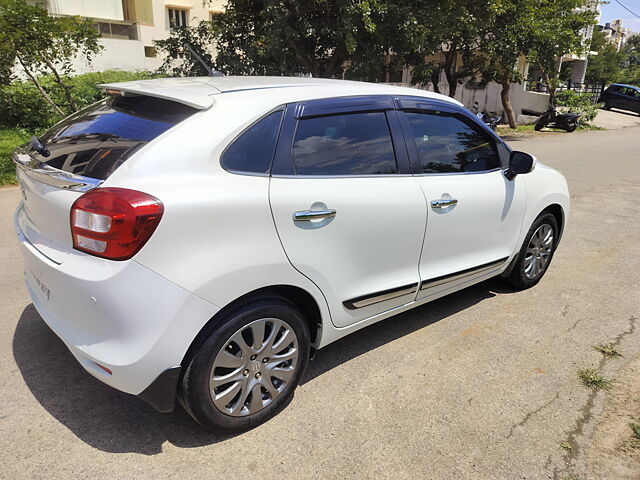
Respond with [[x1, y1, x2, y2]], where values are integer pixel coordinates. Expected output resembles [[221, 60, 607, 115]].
[[404, 111, 500, 173], [292, 112, 397, 175], [37, 95, 197, 180], [221, 111, 283, 174]]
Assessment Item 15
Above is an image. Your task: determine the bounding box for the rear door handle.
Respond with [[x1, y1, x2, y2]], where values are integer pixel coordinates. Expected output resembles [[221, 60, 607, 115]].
[[292, 209, 337, 221], [431, 199, 458, 209]]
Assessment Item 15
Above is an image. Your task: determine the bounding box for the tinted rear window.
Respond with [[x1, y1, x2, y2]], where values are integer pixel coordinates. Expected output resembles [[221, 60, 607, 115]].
[[36, 95, 197, 179]]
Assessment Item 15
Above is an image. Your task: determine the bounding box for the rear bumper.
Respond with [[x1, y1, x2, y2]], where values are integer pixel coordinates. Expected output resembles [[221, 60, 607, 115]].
[[15, 204, 219, 409]]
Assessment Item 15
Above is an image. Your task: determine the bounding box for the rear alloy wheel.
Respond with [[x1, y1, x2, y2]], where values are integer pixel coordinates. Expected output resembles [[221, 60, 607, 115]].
[[502, 212, 558, 289], [179, 298, 309, 431], [210, 318, 299, 416]]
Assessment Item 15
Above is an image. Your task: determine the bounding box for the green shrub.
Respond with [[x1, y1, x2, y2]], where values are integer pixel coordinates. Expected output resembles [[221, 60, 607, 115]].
[[0, 70, 163, 130], [555, 90, 599, 123], [0, 127, 30, 185], [0, 81, 58, 129]]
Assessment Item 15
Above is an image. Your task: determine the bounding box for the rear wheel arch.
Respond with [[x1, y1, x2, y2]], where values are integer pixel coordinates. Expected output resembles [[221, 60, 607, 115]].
[[180, 285, 322, 370]]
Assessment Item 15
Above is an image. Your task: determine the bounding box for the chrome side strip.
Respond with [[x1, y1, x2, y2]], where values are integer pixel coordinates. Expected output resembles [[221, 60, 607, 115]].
[[343, 283, 418, 310], [420, 257, 509, 291], [13, 149, 103, 192]]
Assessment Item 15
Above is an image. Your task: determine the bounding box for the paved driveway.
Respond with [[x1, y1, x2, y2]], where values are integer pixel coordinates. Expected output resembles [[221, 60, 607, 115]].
[[0, 127, 638, 479]]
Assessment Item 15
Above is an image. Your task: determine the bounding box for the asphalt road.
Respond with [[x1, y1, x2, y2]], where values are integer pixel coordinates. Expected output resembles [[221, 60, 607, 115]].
[[0, 127, 638, 480]]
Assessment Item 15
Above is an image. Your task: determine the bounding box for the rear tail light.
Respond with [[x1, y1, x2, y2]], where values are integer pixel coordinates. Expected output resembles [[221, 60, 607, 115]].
[[70, 188, 163, 260]]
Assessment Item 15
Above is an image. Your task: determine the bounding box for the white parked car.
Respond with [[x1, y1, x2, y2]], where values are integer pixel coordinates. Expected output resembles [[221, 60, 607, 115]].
[[14, 77, 569, 431]]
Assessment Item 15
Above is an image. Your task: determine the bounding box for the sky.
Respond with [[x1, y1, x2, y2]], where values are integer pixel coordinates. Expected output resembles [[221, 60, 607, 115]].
[[599, 0, 640, 33]]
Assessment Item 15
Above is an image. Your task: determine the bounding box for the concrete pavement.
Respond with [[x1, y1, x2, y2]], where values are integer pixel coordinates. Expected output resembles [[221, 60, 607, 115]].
[[0, 127, 638, 479]]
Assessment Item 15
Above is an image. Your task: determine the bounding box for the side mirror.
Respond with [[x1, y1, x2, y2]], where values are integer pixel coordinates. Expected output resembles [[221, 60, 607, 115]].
[[505, 151, 536, 180]]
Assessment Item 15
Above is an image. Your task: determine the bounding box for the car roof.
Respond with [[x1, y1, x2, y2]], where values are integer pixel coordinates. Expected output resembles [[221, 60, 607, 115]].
[[611, 83, 639, 90], [98, 76, 461, 110]]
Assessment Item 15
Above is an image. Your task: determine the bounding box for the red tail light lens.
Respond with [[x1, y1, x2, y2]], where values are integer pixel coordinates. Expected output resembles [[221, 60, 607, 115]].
[[70, 188, 163, 260]]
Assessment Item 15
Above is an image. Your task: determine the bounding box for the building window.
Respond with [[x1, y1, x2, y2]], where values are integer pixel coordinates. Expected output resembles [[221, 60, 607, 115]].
[[210, 10, 222, 23], [144, 46, 157, 58], [168, 7, 188, 29], [96, 21, 138, 40]]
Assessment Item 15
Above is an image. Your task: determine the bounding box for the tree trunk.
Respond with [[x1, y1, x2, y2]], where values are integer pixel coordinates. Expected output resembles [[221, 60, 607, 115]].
[[43, 58, 77, 111], [442, 47, 457, 98], [16, 55, 65, 116], [430, 68, 440, 94], [500, 79, 517, 129]]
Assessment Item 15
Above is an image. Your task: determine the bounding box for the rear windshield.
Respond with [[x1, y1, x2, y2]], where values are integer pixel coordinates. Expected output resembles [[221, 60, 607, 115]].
[[34, 95, 198, 180]]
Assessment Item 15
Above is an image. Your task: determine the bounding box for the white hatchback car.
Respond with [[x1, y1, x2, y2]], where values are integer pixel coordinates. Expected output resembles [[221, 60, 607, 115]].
[[14, 77, 569, 431]]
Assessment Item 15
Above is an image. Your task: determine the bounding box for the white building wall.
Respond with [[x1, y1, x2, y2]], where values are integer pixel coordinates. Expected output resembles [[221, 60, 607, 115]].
[[52, 0, 224, 74]]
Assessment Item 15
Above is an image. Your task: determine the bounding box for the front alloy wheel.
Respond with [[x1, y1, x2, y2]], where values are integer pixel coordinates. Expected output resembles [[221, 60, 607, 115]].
[[501, 212, 559, 289], [523, 223, 554, 280]]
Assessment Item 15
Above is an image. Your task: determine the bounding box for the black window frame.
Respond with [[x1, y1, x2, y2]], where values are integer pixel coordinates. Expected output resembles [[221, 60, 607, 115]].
[[219, 107, 285, 176], [272, 96, 411, 177], [395, 96, 509, 174]]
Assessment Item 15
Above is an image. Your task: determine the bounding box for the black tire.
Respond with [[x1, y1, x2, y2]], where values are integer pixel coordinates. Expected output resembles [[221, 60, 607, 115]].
[[603, 102, 611, 110], [565, 123, 577, 132], [501, 212, 559, 290], [179, 297, 310, 431], [534, 120, 544, 131]]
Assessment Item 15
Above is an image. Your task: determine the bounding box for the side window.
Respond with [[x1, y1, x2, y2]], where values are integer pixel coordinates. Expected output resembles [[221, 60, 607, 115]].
[[292, 112, 397, 175], [221, 111, 283, 174], [404, 111, 501, 173]]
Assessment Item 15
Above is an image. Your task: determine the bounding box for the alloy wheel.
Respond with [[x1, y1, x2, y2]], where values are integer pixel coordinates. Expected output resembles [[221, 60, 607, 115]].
[[210, 318, 299, 417], [523, 223, 554, 280]]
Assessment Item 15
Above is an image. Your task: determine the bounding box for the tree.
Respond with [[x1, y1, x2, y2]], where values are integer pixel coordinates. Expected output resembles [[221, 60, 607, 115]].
[[208, 0, 391, 78], [475, 0, 596, 127], [585, 29, 625, 87], [526, 0, 597, 106], [154, 20, 217, 77], [0, 0, 101, 115], [399, 0, 489, 97]]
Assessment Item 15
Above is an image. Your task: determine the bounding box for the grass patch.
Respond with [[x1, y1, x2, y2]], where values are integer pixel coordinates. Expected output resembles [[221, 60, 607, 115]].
[[593, 343, 622, 358], [577, 368, 612, 391], [620, 421, 640, 455], [496, 124, 537, 136], [560, 441, 573, 451], [0, 127, 30, 185]]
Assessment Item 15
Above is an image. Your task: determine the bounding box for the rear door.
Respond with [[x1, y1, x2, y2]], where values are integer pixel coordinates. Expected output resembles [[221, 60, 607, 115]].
[[15, 95, 197, 263], [269, 97, 427, 328], [396, 98, 527, 299]]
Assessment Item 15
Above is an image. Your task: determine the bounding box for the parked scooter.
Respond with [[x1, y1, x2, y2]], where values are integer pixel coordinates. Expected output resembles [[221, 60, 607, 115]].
[[534, 104, 580, 132], [471, 102, 502, 131]]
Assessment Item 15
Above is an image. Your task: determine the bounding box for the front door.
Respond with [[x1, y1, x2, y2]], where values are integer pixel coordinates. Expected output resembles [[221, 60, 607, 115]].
[[397, 104, 527, 299], [269, 99, 427, 327]]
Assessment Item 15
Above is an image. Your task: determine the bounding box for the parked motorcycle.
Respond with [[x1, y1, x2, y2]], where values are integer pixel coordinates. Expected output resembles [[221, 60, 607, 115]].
[[534, 105, 580, 132], [471, 102, 502, 131]]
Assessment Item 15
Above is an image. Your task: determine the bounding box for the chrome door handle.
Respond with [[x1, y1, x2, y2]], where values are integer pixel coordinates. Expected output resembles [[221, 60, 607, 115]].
[[431, 199, 458, 208], [292, 209, 336, 221]]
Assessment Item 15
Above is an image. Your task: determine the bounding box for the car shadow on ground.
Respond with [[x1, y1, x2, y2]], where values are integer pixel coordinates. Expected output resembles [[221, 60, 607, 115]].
[[13, 278, 515, 455]]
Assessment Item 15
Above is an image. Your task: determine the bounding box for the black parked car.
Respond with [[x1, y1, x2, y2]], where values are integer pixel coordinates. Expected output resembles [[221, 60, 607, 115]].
[[597, 83, 640, 115]]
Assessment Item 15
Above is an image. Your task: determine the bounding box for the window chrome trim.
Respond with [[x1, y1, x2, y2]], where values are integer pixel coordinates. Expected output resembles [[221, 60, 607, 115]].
[[412, 167, 504, 177], [343, 282, 418, 310], [419, 257, 509, 291], [270, 173, 415, 179], [13, 149, 103, 192]]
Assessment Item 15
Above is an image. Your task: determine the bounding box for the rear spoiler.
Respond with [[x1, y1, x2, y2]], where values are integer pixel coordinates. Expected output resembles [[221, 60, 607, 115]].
[[98, 79, 219, 110], [13, 147, 103, 192]]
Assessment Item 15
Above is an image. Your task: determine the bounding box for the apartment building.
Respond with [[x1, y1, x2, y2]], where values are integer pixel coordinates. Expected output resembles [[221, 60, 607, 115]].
[[40, 0, 224, 73], [599, 19, 633, 51]]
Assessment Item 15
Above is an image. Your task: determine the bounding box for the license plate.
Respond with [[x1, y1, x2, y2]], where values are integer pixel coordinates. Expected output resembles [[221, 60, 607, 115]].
[[30, 271, 50, 301]]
